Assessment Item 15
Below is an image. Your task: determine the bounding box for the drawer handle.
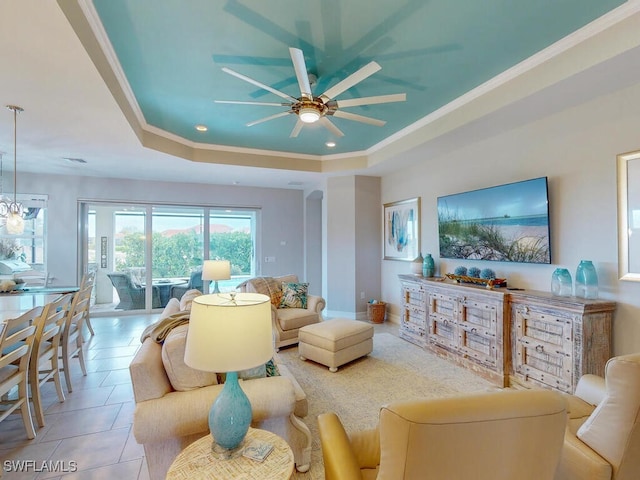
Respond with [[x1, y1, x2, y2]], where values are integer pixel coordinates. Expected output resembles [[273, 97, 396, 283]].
[[535, 345, 544, 353], [470, 328, 478, 333]]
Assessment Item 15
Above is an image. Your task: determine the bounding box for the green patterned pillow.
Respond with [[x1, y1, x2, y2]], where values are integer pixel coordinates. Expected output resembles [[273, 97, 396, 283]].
[[266, 358, 280, 377], [280, 282, 309, 309]]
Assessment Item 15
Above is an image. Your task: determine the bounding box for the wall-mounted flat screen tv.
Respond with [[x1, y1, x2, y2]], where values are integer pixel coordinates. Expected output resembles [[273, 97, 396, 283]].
[[437, 177, 551, 264]]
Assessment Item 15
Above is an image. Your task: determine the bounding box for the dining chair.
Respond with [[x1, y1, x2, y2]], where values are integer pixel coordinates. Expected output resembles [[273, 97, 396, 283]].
[[0, 307, 42, 440], [61, 282, 92, 393], [29, 293, 73, 427], [79, 270, 96, 337]]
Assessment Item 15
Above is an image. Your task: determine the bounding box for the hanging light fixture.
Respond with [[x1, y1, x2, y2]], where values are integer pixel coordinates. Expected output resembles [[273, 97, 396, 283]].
[[2, 105, 25, 234]]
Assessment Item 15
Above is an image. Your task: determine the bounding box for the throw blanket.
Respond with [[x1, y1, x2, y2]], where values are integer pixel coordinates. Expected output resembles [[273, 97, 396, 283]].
[[140, 311, 191, 343], [243, 276, 283, 306]]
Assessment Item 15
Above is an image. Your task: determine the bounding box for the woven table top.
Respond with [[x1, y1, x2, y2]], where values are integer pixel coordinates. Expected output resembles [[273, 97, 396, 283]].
[[166, 428, 294, 480]]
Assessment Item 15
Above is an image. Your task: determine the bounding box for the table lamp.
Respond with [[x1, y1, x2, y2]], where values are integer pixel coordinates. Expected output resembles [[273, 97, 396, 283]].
[[184, 292, 272, 458], [202, 260, 231, 293]]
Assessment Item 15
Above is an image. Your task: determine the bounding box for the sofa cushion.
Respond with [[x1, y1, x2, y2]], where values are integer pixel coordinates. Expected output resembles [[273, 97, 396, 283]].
[[280, 282, 309, 309], [161, 324, 218, 391], [179, 289, 202, 311], [161, 298, 181, 319], [276, 307, 320, 331], [577, 353, 640, 470]]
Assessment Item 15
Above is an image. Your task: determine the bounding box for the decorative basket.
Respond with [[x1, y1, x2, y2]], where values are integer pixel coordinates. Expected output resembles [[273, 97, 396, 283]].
[[367, 302, 386, 324]]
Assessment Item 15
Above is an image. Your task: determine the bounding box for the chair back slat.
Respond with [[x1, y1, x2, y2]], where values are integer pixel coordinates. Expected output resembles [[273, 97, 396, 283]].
[[0, 308, 41, 373]]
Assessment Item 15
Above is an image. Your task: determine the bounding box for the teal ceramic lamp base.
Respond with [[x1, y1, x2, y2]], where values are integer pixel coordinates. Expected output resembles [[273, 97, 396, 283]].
[[208, 371, 252, 459], [212, 280, 221, 294]]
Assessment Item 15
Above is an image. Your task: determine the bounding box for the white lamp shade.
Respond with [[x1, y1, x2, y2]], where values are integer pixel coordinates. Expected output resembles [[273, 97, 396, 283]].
[[202, 260, 231, 281], [6, 211, 24, 234], [184, 293, 273, 373]]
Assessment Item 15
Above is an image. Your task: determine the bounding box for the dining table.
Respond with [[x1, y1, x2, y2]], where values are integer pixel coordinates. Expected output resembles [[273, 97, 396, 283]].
[[0, 285, 79, 322]]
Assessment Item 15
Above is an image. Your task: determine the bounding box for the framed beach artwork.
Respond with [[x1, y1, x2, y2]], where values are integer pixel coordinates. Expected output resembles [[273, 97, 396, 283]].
[[384, 197, 420, 261]]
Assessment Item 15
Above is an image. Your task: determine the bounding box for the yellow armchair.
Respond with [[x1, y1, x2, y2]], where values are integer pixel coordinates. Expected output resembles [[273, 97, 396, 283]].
[[318, 390, 567, 480]]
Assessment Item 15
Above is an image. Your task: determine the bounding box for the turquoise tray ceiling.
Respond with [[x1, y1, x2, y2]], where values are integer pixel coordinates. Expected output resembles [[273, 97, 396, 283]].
[[92, 0, 625, 156]]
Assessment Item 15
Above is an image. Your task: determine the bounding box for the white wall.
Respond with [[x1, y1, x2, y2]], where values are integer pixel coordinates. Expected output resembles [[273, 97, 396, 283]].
[[326, 176, 357, 316], [381, 80, 640, 357], [21, 173, 305, 287]]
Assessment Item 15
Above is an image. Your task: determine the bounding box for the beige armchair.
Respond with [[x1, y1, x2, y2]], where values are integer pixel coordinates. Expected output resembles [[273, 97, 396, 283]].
[[237, 274, 325, 350], [318, 390, 567, 480], [555, 353, 640, 480]]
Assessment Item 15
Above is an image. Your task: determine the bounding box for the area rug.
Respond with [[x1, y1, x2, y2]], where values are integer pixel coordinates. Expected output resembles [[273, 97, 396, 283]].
[[276, 332, 496, 479]]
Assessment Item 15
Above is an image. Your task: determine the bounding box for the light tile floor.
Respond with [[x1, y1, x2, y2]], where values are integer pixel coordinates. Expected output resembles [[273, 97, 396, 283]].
[[0, 313, 397, 479], [0, 313, 154, 480]]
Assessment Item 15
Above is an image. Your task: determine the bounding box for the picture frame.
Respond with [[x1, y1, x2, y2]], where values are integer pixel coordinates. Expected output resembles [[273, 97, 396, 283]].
[[383, 197, 420, 261], [617, 150, 640, 281]]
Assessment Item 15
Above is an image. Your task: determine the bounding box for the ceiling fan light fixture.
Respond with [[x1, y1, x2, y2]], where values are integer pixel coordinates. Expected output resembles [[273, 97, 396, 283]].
[[298, 106, 321, 124]]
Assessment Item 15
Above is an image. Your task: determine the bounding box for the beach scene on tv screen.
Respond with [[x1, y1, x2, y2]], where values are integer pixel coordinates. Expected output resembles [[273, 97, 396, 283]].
[[437, 177, 551, 264]]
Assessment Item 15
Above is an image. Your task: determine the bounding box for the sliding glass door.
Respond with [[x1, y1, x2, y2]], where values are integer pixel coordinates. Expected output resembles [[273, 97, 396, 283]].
[[80, 201, 258, 315]]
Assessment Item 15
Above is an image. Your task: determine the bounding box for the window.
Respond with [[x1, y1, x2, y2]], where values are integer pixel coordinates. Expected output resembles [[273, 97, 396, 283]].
[[0, 194, 47, 269], [80, 201, 258, 312]]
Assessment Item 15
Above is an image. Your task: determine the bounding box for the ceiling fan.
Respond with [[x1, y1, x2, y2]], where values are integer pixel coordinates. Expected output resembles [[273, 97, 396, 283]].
[[215, 47, 406, 138]]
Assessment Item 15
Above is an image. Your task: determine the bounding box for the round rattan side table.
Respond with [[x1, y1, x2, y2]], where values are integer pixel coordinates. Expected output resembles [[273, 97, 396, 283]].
[[166, 428, 294, 480]]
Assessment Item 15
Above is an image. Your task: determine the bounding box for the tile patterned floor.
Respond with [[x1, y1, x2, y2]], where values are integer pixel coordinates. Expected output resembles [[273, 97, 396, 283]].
[[0, 313, 397, 479], [0, 314, 155, 480]]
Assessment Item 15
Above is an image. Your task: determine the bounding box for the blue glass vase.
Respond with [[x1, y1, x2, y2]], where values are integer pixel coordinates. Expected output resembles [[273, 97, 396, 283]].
[[422, 253, 435, 277], [575, 260, 598, 299], [551, 268, 572, 297]]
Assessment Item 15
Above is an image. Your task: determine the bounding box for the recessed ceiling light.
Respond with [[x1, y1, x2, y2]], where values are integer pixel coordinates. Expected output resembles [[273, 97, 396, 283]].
[[63, 157, 87, 164], [195, 124, 208, 132], [325, 141, 336, 148]]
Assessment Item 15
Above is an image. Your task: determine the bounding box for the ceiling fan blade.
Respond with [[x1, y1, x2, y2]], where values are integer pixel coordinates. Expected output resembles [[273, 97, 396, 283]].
[[246, 111, 291, 127], [332, 110, 386, 127], [215, 100, 290, 107], [319, 117, 344, 137], [335, 93, 406, 108], [290, 120, 304, 138], [289, 47, 312, 99], [221, 67, 297, 101], [319, 61, 381, 101]]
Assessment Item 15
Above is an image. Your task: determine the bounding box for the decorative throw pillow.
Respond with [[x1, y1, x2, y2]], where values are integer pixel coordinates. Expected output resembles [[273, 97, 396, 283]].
[[280, 282, 309, 309], [238, 359, 280, 380], [266, 358, 280, 377], [161, 324, 218, 391], [239, 363, 267, 380]]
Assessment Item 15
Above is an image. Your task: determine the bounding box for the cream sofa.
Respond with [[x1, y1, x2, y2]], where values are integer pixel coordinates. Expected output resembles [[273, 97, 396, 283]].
[[555, 353, 640, 480], [237, 274, 325, 350], [129, 292, 312, 479]]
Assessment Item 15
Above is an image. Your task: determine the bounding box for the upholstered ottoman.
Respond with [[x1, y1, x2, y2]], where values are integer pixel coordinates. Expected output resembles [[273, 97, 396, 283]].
[[298, 319, 374, 372]]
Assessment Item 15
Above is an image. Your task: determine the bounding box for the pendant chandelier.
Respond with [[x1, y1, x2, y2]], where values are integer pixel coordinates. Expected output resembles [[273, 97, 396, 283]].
[[1, 105, 24, 235]]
